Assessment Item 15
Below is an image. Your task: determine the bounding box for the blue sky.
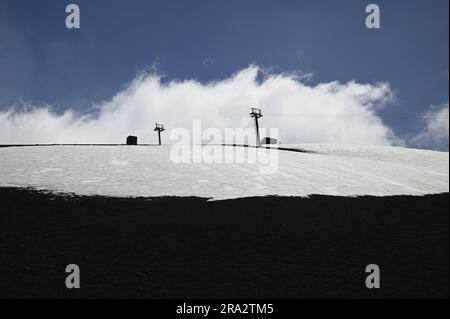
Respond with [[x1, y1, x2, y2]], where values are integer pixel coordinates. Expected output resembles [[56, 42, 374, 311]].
[[0, 0, 448, 147]]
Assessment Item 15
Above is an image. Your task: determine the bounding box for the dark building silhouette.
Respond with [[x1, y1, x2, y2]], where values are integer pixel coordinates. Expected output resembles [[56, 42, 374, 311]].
[[126, 136, 138, 145], [261, 137, 278, 145]]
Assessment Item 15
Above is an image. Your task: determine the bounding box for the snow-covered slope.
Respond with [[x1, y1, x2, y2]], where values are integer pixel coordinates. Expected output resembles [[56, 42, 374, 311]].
[[0, 145, 448, 200]]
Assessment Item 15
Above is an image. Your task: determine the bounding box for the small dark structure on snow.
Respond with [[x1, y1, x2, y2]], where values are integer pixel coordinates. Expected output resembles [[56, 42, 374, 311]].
[[126, 135, 138, 145], [261, 137, 278, 145]]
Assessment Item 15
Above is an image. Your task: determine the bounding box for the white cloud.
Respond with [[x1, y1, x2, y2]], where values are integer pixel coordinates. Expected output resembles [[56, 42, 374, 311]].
[[0, 65, 399, 146], [412, 103, 449, 151]]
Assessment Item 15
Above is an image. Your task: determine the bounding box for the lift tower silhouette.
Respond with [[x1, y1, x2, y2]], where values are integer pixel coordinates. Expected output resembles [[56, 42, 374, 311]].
[[250, 108, 263, 147], [154, 123, 165, 145]]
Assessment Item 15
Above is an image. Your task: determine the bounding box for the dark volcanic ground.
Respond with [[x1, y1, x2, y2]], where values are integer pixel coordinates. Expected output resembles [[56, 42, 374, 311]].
[[0, 187, 448, 299]]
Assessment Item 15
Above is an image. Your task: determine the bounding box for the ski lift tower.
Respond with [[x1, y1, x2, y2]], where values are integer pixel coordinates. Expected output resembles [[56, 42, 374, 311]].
[[154, 123, 165, 146], [250, 107, 263, 147]]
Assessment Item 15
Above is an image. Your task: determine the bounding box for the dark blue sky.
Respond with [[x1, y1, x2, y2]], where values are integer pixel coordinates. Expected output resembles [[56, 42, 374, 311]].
[[0, 0, 448, 139]]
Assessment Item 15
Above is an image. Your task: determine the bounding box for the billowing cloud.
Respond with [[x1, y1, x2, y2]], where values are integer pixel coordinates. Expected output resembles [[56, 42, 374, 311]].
[[0, 65, 399, 145], [412, 103, 449, 151]]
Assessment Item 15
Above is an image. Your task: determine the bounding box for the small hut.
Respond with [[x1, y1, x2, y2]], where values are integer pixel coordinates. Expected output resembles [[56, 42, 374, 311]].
[[261, 137, 278, 145], [126, 135, 138, 145]]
